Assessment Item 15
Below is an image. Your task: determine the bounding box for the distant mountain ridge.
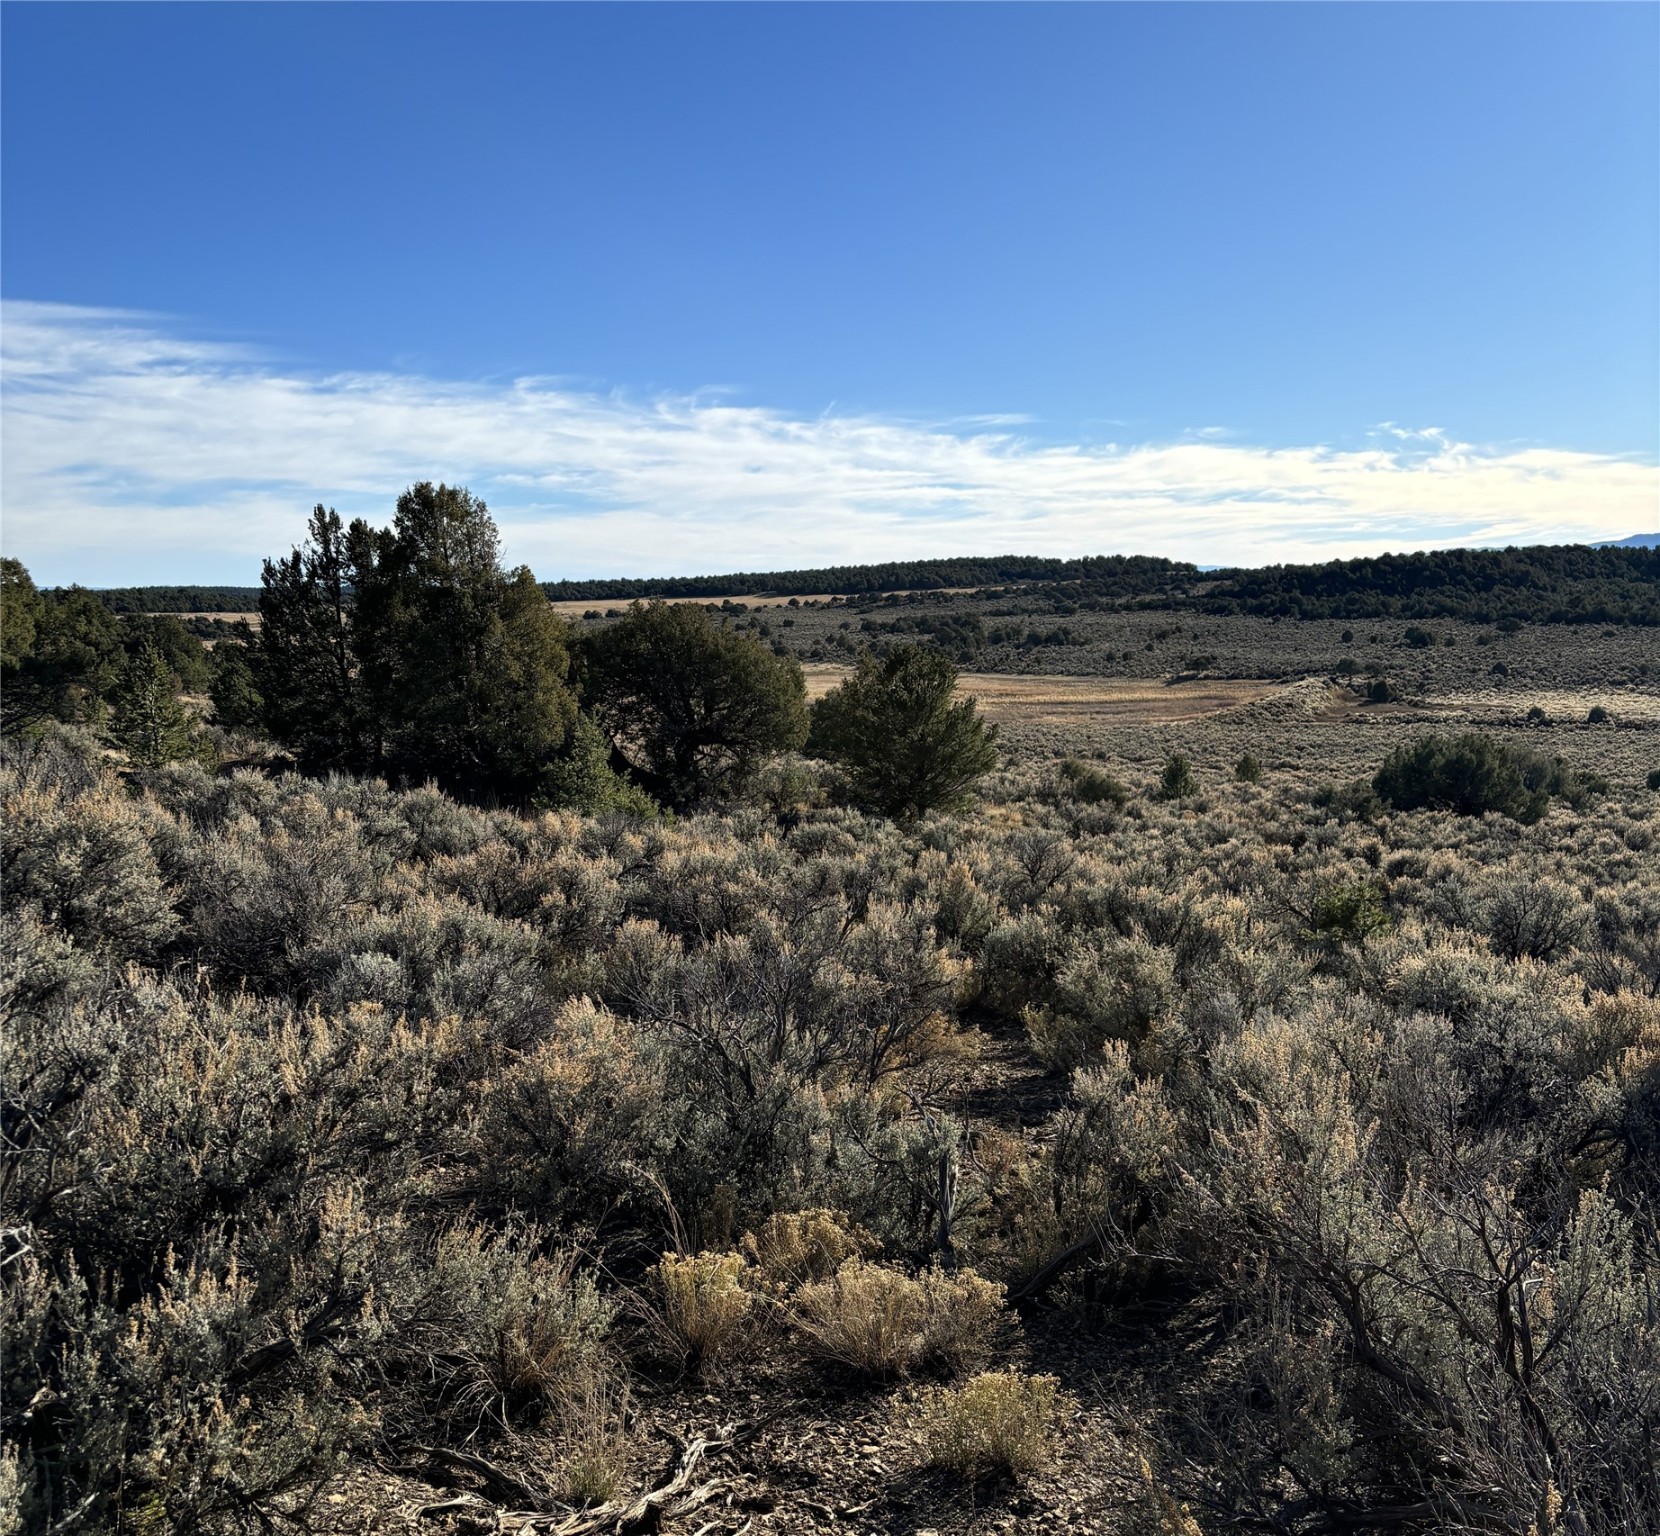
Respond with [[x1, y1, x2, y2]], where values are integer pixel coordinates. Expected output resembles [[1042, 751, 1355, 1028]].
[[1595, 532, 1660, 549]]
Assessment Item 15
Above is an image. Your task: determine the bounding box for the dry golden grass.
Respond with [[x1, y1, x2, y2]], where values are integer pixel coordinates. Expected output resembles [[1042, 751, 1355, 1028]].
[[547, 587, 997, 620], [801, 664, 1276, 724]]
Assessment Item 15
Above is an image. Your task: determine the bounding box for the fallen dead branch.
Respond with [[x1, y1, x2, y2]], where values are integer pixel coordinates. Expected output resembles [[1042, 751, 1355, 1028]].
[[413, 1420, 759, 1535], [409, 1443, 558, 1510]]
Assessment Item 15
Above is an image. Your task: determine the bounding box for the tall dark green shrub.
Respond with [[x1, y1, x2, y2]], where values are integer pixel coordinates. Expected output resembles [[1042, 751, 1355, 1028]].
[[807, 644, 996, 820], [1156, 753, 1197, 802], [1372, 732, 1585, 824], [122, 614, 211, 694], [1, 557, 44, 670], [584, 601, 808, 809]]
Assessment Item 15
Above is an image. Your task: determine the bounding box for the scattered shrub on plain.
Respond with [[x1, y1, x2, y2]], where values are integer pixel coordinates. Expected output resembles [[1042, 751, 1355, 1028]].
[[1373, 731, 1583, 823], [1155, 753, 1197, 802], [1060, 757, 1130, 805], [792, 1259, 1008, 1378], [4, 660, 1656, 1532], [914, 1370, 1058, 1479], [646, 1251, 753, 1377]]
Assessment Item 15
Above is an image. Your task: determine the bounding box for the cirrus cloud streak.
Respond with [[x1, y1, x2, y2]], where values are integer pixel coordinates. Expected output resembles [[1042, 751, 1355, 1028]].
[[2, 301, 1654, 585]]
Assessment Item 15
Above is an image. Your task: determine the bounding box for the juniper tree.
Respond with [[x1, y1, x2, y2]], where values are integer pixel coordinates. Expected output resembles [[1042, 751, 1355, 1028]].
[[583, 601, 808, 809], [808, 644, 997, 820]]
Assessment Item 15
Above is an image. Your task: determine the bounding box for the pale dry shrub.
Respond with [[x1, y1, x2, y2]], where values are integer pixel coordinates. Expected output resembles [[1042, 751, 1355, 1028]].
[[792, 1258, 1007, 1378], [914, 1369, 1058, 1479], [1, 1243, 368, 1536], [0, 1448, 21, 1536], [429, 1224, 615, 1429], [647, 1251, 753, 1377], [1025, 933, 1177, 1069], [0, 771, 179, 959], [915, 851, 998, 949], [1484, 875, 1589, 962], [740, 1208, 878, 1293], [1043, 1042, 1180, 1247], [178, 791, 379, 992], [477, 997, 670, 1216]]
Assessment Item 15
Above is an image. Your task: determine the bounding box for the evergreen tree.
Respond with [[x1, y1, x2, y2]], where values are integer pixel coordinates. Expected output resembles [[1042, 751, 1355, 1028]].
[[807, 644, 997, 820], [352, 484, 580, 800], [256, 506, 372, 771], [6, 584, 127, 728], [1156, 753, 1198, 801], [112, 640, 197, 767], [121, 614, 212, 693], [1, 557, 44, 670], [583, 601, 809, 809], [541, 713, 659, 816], [208, 639, 265, 732], [1371, 732, 1590, 823]]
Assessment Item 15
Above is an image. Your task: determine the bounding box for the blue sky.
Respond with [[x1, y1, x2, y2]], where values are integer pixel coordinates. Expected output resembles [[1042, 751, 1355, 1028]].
[[2, 2, 1656, 585]]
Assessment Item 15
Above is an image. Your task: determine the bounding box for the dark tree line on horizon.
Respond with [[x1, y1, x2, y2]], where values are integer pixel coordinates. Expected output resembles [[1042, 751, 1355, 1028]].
[[70, 540, 1660, 625]]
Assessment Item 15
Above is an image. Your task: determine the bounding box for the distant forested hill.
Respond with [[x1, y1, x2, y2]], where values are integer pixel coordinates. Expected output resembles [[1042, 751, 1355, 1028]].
[[90, 585, 262, 613], [541, 553, 1196, 600], [77, 542, 1660, 625], [1198, 545, 1660, 624]]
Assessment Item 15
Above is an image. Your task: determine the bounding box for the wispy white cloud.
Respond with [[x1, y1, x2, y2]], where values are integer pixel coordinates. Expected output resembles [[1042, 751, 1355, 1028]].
[[2, 301, 1654, 584]]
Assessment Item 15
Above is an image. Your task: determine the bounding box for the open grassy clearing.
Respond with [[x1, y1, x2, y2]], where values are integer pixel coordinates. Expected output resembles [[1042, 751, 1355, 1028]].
[[802, 664, 1278, 724], [548, 588, 990, 620], [803, 662, 1660, 788]]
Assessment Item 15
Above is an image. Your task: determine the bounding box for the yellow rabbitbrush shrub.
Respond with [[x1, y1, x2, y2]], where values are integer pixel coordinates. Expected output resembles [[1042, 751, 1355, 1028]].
[[648, 1250, 753, 1377], [914, 1369, 1058, 1479], [740, 1208, 879, 1292], [792, 1258, 1008, 1378]]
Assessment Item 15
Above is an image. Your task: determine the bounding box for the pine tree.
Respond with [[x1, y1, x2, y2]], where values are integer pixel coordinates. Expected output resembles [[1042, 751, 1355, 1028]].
[[112, 640, 196, 767], [256, 505, 371, 771]]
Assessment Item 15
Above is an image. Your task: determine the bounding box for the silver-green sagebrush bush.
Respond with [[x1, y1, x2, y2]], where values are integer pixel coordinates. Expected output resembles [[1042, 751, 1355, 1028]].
[[3, 718, 1658, 1533]]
